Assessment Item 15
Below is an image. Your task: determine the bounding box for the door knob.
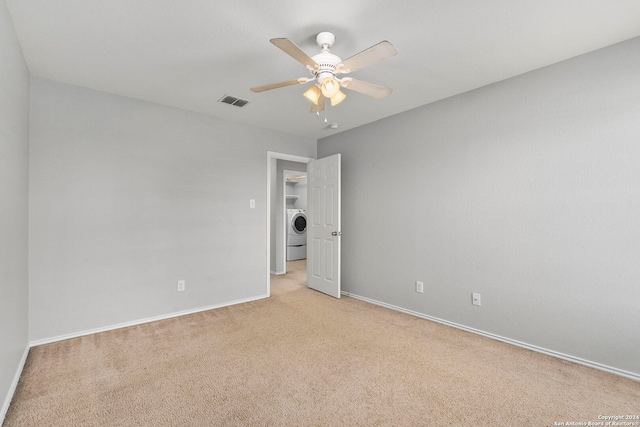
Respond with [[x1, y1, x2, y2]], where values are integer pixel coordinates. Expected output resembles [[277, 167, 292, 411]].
[[331, 231, 342, 236]]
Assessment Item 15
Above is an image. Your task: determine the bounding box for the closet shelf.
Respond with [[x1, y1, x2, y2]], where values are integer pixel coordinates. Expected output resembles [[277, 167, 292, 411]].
[[286, 195, 300, 200]]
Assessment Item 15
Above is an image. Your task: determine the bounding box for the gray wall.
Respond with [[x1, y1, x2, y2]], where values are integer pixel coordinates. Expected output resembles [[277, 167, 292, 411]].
[[29, 77, 316, 342], [318, 37, 640, 377], [0, 0, 30, 419]]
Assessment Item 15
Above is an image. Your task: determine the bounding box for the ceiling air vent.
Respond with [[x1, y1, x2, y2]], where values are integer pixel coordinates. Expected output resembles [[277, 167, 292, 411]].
[[218, 95, 250, 108]]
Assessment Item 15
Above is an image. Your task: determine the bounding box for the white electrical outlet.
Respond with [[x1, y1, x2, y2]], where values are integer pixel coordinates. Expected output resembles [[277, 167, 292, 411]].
[[249, 199, 256, 209], [177, 280, 185, 292], [472, 292, 481, 306], [416, 281, 424, 293]]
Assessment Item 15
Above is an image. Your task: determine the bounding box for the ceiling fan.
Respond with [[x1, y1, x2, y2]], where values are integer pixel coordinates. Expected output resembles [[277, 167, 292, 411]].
[[251, 32, 397, 112]]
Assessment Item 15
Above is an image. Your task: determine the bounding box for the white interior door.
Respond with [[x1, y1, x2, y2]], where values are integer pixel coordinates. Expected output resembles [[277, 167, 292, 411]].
[[307, 154, 341, 298]]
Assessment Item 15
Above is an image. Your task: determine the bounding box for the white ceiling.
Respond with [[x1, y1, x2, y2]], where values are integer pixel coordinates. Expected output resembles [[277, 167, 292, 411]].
[[6, 0, 640, 140]]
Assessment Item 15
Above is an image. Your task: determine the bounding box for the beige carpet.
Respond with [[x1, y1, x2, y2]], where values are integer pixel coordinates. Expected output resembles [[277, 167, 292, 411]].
[[4, 260, 639, 426]]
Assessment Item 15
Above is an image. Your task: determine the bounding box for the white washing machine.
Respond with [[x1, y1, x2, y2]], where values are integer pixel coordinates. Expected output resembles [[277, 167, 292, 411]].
[[286, 209, 307, 261]]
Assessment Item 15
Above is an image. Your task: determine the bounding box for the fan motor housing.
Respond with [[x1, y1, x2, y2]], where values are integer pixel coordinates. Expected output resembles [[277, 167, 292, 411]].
[[311, 51, 341, 83]]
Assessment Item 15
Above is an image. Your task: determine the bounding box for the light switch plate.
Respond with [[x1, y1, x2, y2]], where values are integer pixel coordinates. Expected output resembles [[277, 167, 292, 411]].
[[472, 293, 481, 306]]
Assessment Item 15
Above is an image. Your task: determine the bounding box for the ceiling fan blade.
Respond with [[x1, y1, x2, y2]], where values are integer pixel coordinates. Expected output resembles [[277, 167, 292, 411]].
[[271, 38, 317, 69], [339, 41, 397, 73], [310, 95, 326, 113], [251, 78, 308, 93], [341, 78, 393, 99]]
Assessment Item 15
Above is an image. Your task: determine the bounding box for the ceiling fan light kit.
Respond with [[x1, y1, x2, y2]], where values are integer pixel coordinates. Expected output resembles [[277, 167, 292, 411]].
[[321, 78, 340, 97], [329, 90, 346, 106], [303, 85, 321, 104], [251, 31, 397, 113]]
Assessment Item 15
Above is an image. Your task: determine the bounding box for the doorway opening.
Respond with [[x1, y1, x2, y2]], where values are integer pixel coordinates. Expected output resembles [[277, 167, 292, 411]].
[[283, 170, 307, 271], [266, 152, 313, 297]]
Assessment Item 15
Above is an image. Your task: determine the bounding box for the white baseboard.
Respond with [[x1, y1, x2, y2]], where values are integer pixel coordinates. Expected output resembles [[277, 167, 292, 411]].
[[342, 291, 640, 382], [30, 294, 269, 347], [1, 345, 29, 425]]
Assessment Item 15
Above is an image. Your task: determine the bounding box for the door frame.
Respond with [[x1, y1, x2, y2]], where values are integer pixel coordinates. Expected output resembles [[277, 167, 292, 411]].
[[266, 151, 313, 297]]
